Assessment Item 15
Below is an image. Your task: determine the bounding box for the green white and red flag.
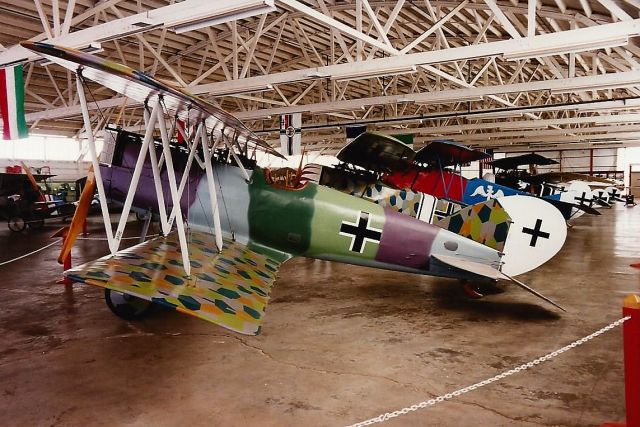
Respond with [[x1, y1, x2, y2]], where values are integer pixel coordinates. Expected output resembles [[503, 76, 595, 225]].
[[0, 65, 28, 140]]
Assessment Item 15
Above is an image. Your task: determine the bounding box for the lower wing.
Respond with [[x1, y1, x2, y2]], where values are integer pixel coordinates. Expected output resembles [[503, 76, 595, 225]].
[[66, 231, 287, 335]]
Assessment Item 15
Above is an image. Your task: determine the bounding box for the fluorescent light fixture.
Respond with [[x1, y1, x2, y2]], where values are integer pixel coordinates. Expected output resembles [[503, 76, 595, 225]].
[[591, 140, 623, 145], [528, 143, 558, 148], [473, 111, 524, 120], [210, 83, 273, 97], [307, 71, 329, 78], [96, 19, 160, 43], [332, 65, 417, 82], [551, 84, 638, 95], [171, 0, 276, 34], [417, 96, 484, 105], [503, 36, 628, 61], [575, 98, 640, 112]]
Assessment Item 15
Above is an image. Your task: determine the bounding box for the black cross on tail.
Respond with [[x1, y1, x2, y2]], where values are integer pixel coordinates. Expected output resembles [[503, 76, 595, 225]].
[[522, 219, 550, 247], [574, 192, 592, 207], [609, 188, 621, 200], [340, 211, 382, 253]]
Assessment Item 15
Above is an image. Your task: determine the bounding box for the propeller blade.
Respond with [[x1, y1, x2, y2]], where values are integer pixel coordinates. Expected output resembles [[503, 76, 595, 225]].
[[58, 167, 96, 264], [20, 161, 45, 201], [503, 272, 567, 312]]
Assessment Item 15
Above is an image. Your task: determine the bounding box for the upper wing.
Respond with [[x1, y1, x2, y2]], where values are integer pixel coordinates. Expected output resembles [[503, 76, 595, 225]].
[[415, 140, 490, 167], [65, 231, 288, 335], [335, 132, 416, 173], [21, 42, 283, 159]]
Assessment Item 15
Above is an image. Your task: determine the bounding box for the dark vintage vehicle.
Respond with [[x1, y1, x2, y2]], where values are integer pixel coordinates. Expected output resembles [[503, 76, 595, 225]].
[[0, 172, 76, 232]]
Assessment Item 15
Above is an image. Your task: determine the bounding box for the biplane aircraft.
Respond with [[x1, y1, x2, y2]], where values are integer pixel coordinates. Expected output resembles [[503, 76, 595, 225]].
[[311, 132, 591, 222], [525, 170, 626, 206], [382, 138, 599, 220], [488, 153, 605, 218], [23, 42, 568, 336], [300, 132, 466, 224]]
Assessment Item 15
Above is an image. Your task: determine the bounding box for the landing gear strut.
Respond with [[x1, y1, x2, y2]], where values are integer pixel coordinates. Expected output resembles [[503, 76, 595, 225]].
[[104, 289, 155, 320], [462, 281, 484, 299], [461, 280, 504, 299]]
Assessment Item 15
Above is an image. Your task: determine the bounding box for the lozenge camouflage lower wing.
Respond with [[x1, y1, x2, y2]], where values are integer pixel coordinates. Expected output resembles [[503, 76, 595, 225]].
[[65, 231, 286, 335]]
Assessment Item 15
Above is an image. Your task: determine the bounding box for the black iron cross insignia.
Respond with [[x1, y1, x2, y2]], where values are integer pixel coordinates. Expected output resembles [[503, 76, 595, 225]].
[[339, 211, 382, 253], [522, 219, 550, 247], [574, 191, 592, 206]]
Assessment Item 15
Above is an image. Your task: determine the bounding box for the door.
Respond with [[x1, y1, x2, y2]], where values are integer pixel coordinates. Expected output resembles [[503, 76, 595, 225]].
[[630, 171, 640, 197]]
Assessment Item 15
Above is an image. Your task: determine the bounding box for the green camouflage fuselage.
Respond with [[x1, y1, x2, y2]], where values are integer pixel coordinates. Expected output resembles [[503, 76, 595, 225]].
[[189, 165, 502, 280]]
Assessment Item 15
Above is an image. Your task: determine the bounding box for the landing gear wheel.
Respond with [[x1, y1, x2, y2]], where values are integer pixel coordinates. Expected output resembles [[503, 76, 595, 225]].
[[104, 289, 154, 320], [8, 216, 25, 232], [135, 211, 150, 222], [462, 281, 484, 299]]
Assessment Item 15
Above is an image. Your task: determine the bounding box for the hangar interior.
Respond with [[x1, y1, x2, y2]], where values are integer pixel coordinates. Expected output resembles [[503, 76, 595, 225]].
[[1, 1, 640, 426]]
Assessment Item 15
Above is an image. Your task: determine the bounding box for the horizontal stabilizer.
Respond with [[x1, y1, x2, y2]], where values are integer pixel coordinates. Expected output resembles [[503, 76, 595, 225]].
[[65, 232, 287, 335], [432, 254, 508, 281], [432, 254, 566, 312], [577, 203, 603, 214]]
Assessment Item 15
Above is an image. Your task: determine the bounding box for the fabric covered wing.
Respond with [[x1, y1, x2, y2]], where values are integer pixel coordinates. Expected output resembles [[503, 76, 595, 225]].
[[21, 42, 283, 159], [65, 232, 286, 335]]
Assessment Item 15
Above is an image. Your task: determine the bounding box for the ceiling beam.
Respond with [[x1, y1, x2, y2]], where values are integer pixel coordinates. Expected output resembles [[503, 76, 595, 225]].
[[25, 68, 640, 122], [0, 0, 276, 66]]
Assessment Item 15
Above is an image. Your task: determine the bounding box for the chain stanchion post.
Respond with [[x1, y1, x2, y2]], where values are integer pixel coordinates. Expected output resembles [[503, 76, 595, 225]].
[[602, 295, 640, 427], [623, 295, 640, 427], [55, 228, 73, 286]]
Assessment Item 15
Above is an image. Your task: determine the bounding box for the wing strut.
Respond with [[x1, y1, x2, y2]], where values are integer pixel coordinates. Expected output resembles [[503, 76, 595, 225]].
[[76, 74, 117, 254], [167, 122, 202, 228], [156, 101, 192, 275], [76, 73, 202, 276], [142, 102, 170, 235], [199, 123, 224, 252]]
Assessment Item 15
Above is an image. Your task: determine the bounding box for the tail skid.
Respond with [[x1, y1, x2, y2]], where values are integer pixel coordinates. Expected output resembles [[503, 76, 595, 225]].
[[432, 254, 566, 312]]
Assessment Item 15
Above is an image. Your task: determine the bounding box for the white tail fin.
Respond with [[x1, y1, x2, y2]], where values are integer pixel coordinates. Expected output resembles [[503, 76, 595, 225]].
[[498, 196, 567, 276]]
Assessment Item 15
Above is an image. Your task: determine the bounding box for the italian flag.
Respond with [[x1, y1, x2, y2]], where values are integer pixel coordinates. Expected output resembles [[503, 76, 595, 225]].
[[0, 65, 28, 140]]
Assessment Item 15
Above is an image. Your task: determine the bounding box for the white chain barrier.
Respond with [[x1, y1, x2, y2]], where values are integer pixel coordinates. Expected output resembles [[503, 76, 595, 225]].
[[345, 316, 631, 427], [0, 233, 158, 267], [0, 239, 62, 267]]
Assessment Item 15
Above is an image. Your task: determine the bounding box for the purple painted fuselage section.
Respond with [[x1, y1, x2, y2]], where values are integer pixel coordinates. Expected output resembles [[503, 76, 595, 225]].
[[100, 142, 204, 214], [375, 208, 437, 269]]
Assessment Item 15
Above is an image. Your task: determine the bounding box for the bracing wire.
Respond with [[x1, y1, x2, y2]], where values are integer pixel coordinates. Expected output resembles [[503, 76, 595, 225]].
[[213, 161, 233, 240], [78, 75, 107, 133]]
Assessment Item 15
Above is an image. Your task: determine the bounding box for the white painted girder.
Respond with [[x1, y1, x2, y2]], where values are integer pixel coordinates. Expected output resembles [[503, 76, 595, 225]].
[[0, 0, 276, 66], [24, 21, 640, 123]]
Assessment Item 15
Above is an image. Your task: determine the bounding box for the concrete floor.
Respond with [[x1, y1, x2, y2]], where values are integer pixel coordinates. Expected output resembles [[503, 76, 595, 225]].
[[0, 205, 638, 427]]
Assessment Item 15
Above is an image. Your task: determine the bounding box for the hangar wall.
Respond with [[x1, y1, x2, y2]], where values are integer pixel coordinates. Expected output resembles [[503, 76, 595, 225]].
[[0, 135, 99, 182]]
